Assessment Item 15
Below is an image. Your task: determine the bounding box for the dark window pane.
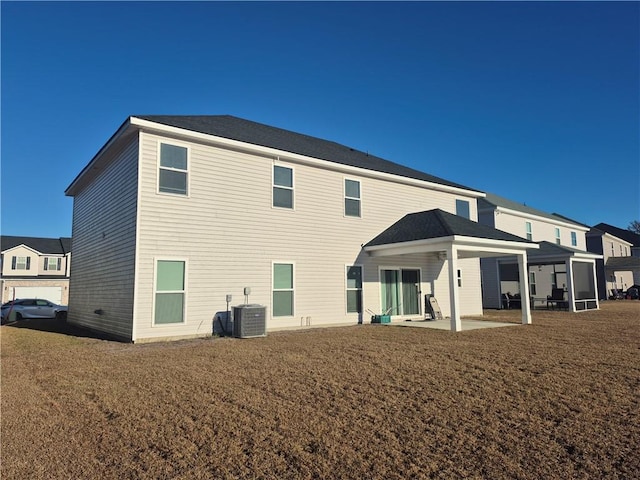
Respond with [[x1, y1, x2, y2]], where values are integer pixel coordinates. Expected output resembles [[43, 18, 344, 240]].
[[274, 166, 292, 187], [159, 170, 187, 195], [345, 198, 360, 217], [160, 144, 187, 170], [273, 187, 293, 208]]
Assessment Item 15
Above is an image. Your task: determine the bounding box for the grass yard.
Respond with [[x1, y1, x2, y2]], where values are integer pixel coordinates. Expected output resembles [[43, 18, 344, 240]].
[[1, 301, 639, 479]]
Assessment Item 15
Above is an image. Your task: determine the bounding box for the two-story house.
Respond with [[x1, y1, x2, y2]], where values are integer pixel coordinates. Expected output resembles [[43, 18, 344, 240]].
[[478, 193, 601, 312], [586, 224, 640, 298], [1, 236, 72, 305], [64, 115, 536, 342]]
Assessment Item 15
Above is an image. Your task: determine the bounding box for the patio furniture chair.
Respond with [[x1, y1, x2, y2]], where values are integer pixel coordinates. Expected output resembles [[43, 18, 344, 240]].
[[502, 293, 522, 310], [547, 288, 568, 310]]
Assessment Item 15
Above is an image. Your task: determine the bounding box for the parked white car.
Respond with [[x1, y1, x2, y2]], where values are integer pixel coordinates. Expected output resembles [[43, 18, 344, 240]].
[[1, 299, 68, 323]]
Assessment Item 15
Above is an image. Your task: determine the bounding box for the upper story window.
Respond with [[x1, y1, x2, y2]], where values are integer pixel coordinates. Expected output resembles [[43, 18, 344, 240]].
[[344, 179, 361, 217], [159, 143, 188, 195], [44, 257, 61, 271], [525, 222, 533, 241], [610, 242, 615, 256], [456, 199, 470, 219], [11, 256, 30, 270], [570, 231, 577, 247], [273, 165, 293, 209], [555, 228, 561, 245]]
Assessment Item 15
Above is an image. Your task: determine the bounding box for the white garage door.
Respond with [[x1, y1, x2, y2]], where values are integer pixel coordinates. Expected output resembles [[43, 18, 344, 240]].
[[13, 287, 63, 305]]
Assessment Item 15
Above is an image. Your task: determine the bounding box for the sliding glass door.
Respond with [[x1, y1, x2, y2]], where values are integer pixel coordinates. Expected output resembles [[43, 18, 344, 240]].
[[380, 268, 421, 316]]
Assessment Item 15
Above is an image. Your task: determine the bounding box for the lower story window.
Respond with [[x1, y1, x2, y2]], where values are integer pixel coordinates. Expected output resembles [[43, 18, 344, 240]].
[[346, 265, 362, 313], [529, 271, 537, 295], [273, 263, 294, 316], [155, 260, 186, 325]]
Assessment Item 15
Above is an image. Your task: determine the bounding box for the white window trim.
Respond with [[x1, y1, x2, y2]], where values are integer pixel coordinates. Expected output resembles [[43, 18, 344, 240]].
[[529, 271, 537, 295], [345, 264, 363, 314], [555, 228, 561, 245], [571, 231, 577, 247], [525, 222, 533, 241], [152, 257, 188, 327], [272, 261, 295, 318], [272, 163, 295, 210], [343, 177, 362, 218], [44, 257, 62, 271], [456, 199, 471, 219], [156, 141, 190, 197]]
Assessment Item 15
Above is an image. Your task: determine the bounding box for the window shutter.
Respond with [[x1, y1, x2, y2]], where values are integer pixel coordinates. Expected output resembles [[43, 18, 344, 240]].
[[44, 257, 49, 271], [26, 257, 31, 270], [57, 258, 62, 270], [12, 256, 16, 269]]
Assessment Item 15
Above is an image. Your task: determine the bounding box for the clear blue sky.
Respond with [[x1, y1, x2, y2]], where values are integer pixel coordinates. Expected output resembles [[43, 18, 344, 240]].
[[2, 1, 638, 238]]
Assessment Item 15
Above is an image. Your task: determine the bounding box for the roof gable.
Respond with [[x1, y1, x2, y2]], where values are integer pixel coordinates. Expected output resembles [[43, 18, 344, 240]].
[[479, 192, 586, 228], [1, 236, 71, 255], [365, 209, 533, 247], [135, 115, 480, 193], [592, 223, 640, 247]]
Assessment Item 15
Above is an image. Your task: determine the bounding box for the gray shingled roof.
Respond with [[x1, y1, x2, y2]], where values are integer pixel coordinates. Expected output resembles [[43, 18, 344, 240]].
[[478, 192, 585, 227], [529, 241, 593, 257], [365, 209, 533, 247], [1, 236, 71, 254], [592, 223, 640, 247], [605, 256, 640, 269], [136, 115, 479, 193]]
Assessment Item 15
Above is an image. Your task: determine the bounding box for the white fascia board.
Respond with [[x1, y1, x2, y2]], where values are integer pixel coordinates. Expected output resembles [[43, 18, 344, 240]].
[[494, 206, 589, 231], [130, 117, 484, 198], [364, 235, 536, 258], [451, 235, 538, 253], [65, 118, 134, 196], [1, 244, 42, 256], [601, 232, 634, 247], [364, 237, 455, 257]]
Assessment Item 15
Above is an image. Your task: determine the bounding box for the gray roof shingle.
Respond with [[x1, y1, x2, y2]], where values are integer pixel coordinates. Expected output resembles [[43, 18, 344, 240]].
[[136, 115, 479, 193], [365, 209, 533, 247], [591, 223, 640, 247], [1, 236, 71, 254], [478, 192, 585, 227]]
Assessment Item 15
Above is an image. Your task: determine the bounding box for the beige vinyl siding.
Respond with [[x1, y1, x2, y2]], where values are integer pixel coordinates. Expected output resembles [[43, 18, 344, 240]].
[[67, 137, 139, 340], [133, 132, 482, 339], [1, 246, 38, 277], [494, 212, 587, 249]]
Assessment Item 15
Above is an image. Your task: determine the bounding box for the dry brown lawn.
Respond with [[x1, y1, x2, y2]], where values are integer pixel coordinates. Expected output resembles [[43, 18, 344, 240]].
[[1, 302, 639, 479]]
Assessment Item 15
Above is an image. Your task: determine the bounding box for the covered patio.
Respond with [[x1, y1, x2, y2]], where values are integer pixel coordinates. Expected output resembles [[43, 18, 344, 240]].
[[363, 209, 538, 332], [498, 242, 602, 312]]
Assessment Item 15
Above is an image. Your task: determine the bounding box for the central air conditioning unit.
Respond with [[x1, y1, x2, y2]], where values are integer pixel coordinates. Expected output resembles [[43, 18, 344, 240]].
[[233, 305, 267, 338]]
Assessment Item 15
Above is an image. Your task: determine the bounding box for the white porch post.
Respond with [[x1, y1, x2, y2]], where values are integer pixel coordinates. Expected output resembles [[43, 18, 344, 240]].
[[517, 252, 532, 325], [447, 245, 461, 332], [592, 260, 600, 310], [566, 259, 576, 312]]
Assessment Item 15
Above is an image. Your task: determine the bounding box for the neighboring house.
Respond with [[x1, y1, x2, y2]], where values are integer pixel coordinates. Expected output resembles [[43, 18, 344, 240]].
[[586, 225, 640, 298], [478, 193, 601, 312], [64, 115, 536, 342], [1, 236, 72, 305]]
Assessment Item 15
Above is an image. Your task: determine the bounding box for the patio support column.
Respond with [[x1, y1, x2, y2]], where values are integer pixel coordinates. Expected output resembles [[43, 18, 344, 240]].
[[566, 259, 576, 312], [517, 252, 532, 325], [447, 245, 461, 332], [592, 260, 600, 310]]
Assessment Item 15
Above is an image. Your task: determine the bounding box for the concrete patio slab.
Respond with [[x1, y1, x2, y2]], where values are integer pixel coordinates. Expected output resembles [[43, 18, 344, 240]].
[[385, 318, 519, 331]]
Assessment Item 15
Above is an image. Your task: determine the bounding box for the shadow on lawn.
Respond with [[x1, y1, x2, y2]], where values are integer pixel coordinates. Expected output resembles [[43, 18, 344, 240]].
[[3, 318, 118, 341]]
